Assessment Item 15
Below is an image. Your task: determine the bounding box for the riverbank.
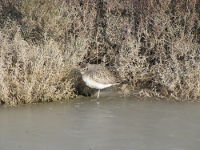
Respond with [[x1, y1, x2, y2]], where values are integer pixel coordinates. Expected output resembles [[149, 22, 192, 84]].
[[0, 0, 199, 105]]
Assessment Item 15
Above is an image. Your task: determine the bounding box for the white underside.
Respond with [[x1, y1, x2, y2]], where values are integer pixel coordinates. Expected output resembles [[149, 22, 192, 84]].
[[82, 76, 117, 90]]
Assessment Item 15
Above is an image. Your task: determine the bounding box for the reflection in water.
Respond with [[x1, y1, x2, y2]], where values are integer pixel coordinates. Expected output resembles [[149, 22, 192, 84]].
[[0, 94, 200, 150]]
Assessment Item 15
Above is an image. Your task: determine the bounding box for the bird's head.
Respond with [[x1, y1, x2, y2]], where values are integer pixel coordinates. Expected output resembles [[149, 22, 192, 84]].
[[79, 64, 88, 75], [79, 63, 96, 74]]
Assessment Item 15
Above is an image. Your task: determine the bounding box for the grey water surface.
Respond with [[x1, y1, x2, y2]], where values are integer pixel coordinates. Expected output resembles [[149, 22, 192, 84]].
[[0, 93, 200, 150]]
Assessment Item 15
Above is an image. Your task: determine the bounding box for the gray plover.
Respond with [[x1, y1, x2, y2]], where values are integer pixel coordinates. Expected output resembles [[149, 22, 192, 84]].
[[80, 64, 120, 98]]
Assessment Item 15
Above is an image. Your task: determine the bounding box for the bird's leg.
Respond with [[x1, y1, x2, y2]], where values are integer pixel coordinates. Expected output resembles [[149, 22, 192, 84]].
[[97, 89, 100, 99]]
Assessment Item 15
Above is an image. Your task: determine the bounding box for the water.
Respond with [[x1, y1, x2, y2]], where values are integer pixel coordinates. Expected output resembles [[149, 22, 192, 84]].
[[0, 94, 200, 150]]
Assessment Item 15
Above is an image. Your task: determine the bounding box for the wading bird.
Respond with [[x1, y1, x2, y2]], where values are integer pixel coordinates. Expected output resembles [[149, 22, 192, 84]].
[[80, 64, 121, 98]]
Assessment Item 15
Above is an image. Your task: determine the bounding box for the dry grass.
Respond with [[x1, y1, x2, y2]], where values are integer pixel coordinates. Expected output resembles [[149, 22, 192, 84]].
[[105, 0, 200, 100], [0, 0, 91, 105], [0, 29, 75, 105], [0, 0, 199, 105]]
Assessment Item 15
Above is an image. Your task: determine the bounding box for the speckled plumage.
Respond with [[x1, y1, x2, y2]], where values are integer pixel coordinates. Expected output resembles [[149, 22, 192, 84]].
[[85, 64, 119, 84]]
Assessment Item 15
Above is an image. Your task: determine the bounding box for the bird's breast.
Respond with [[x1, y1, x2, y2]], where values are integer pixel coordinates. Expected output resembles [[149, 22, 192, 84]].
[[82, 75, 113, 90]]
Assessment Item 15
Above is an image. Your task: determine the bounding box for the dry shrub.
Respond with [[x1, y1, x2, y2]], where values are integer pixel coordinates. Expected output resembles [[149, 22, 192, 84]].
[[0, 28, 76, 105], [18, 0, 79, 43], [17, 0, 93, 65], [0, 0, 92, 105], [17, 0, 95, 46], [113, 0, 200, 100]]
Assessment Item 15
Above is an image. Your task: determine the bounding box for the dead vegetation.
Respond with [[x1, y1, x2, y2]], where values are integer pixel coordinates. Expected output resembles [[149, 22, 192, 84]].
[[0, 29, 76, 105], [0, 0, 199, 105], [114, 0, 200, 100]]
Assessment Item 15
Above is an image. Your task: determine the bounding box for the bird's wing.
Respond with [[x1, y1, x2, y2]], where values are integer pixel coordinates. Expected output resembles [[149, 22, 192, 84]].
[[90, 68, 119, 84]]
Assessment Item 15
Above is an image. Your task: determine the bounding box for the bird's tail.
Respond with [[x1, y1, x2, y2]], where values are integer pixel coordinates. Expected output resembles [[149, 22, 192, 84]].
[[120, 80, 129, 84], [114, 80, 129, 85]]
